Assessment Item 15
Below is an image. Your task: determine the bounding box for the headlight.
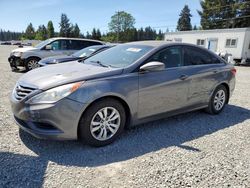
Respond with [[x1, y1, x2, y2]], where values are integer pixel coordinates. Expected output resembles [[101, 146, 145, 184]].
[[27, 82, 83, 104], [13, 51, 23, 57]]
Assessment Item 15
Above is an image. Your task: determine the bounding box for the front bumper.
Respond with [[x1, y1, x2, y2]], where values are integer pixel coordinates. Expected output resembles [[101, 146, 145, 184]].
[[11, 95, 87, 140], [8, 55, 25, 68]]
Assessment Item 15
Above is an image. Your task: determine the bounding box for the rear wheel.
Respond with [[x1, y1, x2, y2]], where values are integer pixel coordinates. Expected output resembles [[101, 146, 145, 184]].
[[25, 57, 40, 71], [205, 85, 228, 114], [79, 98, 126, 147]]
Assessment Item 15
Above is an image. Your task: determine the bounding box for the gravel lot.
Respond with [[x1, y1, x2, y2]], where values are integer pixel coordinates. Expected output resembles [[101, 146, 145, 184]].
[[0, 45, 249, 188]]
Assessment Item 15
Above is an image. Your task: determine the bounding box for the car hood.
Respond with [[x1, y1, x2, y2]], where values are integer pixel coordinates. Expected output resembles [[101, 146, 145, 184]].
[[18, 62, 123, 90], [12, 47, 38, 53], [39, 55, 80, 65]]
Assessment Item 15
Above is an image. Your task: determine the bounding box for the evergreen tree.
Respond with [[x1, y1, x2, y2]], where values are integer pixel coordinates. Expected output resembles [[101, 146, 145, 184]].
[[35, 25, 47, 40], [91, 28, 97, 39], [71, 24, 80, 38], [96, 29, 102, 40], [235, 0, 250, 27], [86, 31, 91, 39], [197, 0, 250, 29], [177, 5, 192, 31], [59, 13, 71, 37], [25, 23, 36, 39], [47, 21, 55, 38], [193, 25, 198, 30]]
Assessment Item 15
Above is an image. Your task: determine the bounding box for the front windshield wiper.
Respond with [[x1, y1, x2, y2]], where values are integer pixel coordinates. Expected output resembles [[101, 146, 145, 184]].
[[90, 60, 109, 68]]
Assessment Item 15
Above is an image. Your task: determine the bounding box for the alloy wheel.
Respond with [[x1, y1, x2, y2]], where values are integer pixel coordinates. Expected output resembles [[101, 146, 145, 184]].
[[28, 60, 40, 70], [90, 107, 121, 141], [213, 89, 226, 111]]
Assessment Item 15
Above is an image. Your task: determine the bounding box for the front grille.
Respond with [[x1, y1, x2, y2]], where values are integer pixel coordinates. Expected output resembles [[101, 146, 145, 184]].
[[14, 84, 36, 101]]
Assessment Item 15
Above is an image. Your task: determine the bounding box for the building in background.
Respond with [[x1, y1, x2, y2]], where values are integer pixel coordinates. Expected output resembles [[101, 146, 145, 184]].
[[164, 28, 250, 63]]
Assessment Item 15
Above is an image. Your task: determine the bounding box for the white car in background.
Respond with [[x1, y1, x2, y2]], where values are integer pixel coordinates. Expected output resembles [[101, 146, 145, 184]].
[[8, 37, 104, 71]]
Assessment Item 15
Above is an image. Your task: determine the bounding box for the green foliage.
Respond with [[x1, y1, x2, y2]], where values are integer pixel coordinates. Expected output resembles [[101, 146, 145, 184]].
[[25, 23, 36, 39], [71, 24, 80, 38], [35, 25, 47, 40], [59, 14, 71, 37], [177, 5, 192, 31], [47, 21, 55, 38], [0, 29, 23, 41], [198, 0, 250, 29], [108, 11, 135, 41]]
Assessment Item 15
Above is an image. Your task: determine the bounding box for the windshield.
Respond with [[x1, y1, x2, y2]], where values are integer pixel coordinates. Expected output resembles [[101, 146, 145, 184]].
[[34, 39, 53, 49], [73, 45, 103, 57], [84, 44, 153, 68]]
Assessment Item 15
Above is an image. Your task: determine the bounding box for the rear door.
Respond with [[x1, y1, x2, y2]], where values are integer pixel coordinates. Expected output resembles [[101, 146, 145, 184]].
[[138, 46, 190, 119], [183, 46, 224, 106]]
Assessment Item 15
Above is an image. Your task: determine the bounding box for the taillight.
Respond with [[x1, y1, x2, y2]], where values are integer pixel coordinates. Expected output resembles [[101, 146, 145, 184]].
[[231, 67, 236, 76]]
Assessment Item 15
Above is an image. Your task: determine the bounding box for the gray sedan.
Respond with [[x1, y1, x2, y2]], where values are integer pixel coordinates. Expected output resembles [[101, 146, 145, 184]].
[[10, 41, 236, 146]]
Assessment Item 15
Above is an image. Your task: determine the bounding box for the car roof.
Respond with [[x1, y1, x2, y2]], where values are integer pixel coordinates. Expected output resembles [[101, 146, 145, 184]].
[[49, 37, 104, 44], [125, 40, 208, 49], [126, 40, 174, 47]]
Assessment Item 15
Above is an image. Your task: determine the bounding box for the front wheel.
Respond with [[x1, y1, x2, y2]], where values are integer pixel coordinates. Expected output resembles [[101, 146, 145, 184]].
[[205, 85, 228, 114], [79, 98, 126, 147], [25, 58, 40, 71]]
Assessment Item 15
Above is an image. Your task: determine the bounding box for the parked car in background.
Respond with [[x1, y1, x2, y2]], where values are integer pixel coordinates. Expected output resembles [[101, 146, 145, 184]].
[[8, 37, 104, 71], [39, 44, 115, 67], [10, 41, 236, 147], [1, 41, 11, 45]]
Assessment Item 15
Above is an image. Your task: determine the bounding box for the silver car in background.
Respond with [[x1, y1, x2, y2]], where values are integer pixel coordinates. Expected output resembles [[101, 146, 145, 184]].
[[10, 41, 236, 146], [8, 37, 104, 71]]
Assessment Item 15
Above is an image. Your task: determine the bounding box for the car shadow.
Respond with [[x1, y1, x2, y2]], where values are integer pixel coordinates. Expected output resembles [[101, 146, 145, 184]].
[[20, 104, 250, 167], [2, 104, 249, 187]]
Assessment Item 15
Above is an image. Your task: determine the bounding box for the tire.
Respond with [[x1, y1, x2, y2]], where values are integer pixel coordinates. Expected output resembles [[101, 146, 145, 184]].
[[205, 85, 228, 115], [79, 98, 126, 147], [25, 57, 40, 71]]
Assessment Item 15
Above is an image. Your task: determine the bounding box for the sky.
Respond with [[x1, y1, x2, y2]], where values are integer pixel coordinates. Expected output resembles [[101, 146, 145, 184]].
[[0, 0, 201, 34]]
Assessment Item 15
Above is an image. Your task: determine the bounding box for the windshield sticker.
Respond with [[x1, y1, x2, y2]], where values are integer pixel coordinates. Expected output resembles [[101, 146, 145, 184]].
[[126, 48, 142, 52]]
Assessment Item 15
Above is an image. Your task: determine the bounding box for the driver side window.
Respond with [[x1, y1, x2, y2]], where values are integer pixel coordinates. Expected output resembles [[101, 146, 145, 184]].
[[50, 40, 68, 50], [148, 46, 183, 68]]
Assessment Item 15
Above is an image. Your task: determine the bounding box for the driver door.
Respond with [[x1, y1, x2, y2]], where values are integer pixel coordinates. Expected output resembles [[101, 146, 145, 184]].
[[138, 46, 190, 119]]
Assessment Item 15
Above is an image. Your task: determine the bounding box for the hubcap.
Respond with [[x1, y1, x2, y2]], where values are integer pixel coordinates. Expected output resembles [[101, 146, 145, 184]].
[[28, 60, 39, 70], [90, 107, 121, 141], [213, 89, 226, 111]]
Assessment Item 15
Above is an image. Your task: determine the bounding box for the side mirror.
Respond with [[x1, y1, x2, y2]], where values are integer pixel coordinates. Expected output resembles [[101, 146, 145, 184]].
[[140, 61, 165, 72], [45, 45, 52, 50]]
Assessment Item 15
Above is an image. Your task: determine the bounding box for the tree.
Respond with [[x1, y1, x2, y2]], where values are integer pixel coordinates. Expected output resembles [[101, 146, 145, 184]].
[[193, 25, 198, 30], [47, 21, 55, 38], [96, 29, 102, 40], [108, 11, 135, 41], [35, 25, 47, 40], [177, 5, 192, 31], [71, 24, 80, 38], [198, 0, 241, 29], [234, 0, 250, 27], [86, 31, 91, 39], [59, 13, 71, 37], [91, 28, 97, 39], [25, 23, 36, 39]]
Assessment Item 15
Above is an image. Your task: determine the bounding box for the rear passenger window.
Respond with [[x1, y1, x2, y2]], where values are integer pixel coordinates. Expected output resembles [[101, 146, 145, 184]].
[[68, 40, 102, 50], [184, 47, 215, 65], [148, 47, 183, 68]]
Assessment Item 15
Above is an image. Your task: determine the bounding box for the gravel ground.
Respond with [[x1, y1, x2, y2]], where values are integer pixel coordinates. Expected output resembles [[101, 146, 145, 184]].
[[0, 45, 249, 188]]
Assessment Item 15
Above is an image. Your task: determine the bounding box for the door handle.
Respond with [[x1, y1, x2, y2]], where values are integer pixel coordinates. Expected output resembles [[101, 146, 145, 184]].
[[179, 74, 188, 80]]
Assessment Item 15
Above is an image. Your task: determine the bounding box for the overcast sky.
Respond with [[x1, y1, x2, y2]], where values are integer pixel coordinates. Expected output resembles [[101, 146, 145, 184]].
[[0, 0, 201, 33]]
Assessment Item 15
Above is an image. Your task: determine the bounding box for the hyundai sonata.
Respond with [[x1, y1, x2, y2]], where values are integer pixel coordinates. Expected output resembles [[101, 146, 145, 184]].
[[10, 41, 236, 146]]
